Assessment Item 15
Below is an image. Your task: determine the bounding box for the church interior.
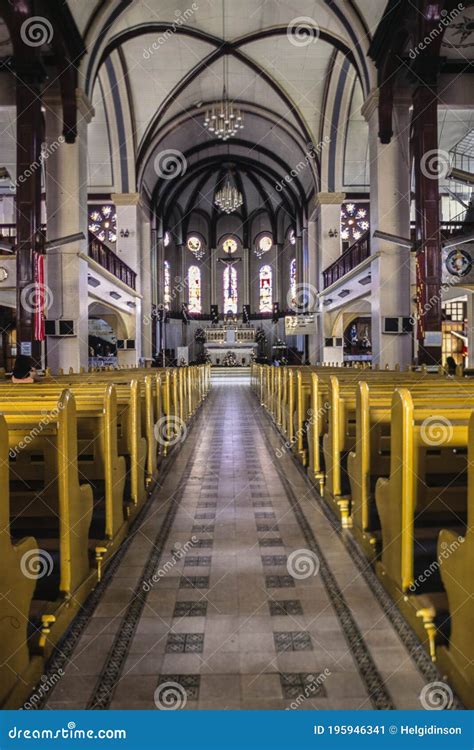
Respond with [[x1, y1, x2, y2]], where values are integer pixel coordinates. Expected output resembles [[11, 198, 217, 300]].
[[0, 0, 473, 720]]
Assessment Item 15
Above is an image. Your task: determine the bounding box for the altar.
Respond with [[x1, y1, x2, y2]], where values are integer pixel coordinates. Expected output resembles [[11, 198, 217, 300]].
[[205, 326, 257, 366]]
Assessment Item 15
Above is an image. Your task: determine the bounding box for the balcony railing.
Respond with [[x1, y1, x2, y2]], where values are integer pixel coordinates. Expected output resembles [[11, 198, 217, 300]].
[[88, 232, 137, 290], [322, 231, 370, 289]]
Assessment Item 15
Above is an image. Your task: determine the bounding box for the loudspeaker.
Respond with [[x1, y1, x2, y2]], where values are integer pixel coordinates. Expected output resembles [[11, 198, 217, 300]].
[[211, 304, 219, 324], [272, 302, 279, 323], [242, 304, 250, 323]]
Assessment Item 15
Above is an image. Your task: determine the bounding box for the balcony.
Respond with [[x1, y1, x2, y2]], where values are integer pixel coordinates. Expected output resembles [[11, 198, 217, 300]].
[[88, 232, 137, 290], [322, 231, 370, 289]]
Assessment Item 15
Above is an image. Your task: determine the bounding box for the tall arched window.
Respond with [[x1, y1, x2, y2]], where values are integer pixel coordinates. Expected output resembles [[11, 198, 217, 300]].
[[164, 260, 171, 309], [259, 265, 272, 312], [290, 258, 297, 308], [223, 265, 238, 314], [188, 265, 201, 313]]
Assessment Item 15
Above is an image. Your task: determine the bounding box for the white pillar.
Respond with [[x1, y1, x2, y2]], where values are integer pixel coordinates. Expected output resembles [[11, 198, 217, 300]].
[[362, 89, 412, 369], [467, 292, 474, 368], [307, 215, 318, 363], [112, 192, 152, 364], [315, 191, 345, 362], [44, 89, 94, 372]]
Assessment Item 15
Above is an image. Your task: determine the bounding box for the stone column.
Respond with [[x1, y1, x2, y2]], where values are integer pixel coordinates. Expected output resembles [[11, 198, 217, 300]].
[[44, 89, 94, 372], [112, 192, 152, 364], [467, 293, 474, 369], [307, 214, 318, 363], [362, 89, 412, 369], [315, 191, 345, 362]]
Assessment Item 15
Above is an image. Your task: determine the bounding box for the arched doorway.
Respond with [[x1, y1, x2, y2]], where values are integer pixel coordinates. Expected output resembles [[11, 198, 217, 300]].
[[88, 302, 132, 368]]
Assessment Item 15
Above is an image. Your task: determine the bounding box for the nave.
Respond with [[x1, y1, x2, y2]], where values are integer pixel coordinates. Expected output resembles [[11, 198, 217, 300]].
[[40, 374, 442, 711]]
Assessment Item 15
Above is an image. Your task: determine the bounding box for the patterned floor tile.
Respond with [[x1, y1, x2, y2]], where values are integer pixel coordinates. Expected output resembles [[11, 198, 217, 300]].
[[265, 575, 295, 588], [262, 555, 288, 567], [259, 538, 284, 547], [274, 632, 313, 652], [173, 601, 208, 618], [156, 674, 200, 701], [179, 576, 210, 589], [166, 633, 204, 653], [279, 672, 327, 699], [184, 556, 212, 567], [257, 524, 279, 532], [269, 600, 304, 616]]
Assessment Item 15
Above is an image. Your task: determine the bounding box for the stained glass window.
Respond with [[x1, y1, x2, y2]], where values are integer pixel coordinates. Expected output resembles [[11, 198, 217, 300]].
[[187, 235, 205, 259], [340, 203, 370, 245], [290, 258, 297, 308], [164, 231, 170, 247], [259, 265, 272, 312], [164, 260, 171, 309], [223, 265, 238, 314], [255, 233, 273, 259], [223, 237, 238, 254], [188, 265, 201, 313], [88, 205, 117, 243], [289, 229, 296, 246]]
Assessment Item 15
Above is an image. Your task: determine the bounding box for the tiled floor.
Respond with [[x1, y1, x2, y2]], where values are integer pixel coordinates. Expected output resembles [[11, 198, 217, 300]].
[[44, 372, 434, 710]]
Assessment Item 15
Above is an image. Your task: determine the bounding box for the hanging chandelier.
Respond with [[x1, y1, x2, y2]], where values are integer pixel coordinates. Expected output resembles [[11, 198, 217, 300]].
[[215, 179, 243, 214], [203, 0, 244, 141]]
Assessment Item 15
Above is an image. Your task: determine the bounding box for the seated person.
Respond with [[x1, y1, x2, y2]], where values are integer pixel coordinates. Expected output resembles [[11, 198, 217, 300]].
[[445, 355, 457, 376], [11, 355, 35, 384]]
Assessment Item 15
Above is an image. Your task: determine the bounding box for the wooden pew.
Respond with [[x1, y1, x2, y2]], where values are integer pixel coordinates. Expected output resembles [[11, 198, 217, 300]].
[[1, 391, 95, 656], [375, 388, 470, 659], [0, 416, 43, 708], [436, 412, 474, 708]]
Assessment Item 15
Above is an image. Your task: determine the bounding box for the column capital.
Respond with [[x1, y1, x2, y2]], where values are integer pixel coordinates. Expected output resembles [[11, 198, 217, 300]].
[[76, 88, 95, 124], [361, 88, 379, 122], [112, 192, 143, 207], [315, 192, 346, 208]]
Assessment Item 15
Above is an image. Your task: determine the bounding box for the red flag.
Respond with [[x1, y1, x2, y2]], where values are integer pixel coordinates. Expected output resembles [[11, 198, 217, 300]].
[[34, 252, 45, 341]]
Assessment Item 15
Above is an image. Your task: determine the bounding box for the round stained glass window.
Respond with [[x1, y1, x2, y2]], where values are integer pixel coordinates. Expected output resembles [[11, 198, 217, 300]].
[[223, 238, 238, 254], [88, 205, 117, 244], [259, 235, 272, 254]]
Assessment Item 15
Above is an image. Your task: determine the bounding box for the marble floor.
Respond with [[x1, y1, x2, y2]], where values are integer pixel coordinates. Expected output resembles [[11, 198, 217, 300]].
[[43, 373, 438, 710]]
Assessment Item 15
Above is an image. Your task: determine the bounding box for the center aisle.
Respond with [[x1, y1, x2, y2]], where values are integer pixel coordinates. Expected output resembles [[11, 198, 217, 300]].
[[45, 372, 434, 710]]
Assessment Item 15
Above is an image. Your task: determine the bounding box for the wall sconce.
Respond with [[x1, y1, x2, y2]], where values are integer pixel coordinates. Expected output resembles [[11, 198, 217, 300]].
[[120, 229, 130, 239], [328, 228, 338, 238]]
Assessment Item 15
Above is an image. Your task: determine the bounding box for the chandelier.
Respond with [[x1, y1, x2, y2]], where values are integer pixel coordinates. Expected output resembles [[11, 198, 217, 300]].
[[204, 98, 244, 141], [203, 0, 244, 141], [215, 179, 243, 214]]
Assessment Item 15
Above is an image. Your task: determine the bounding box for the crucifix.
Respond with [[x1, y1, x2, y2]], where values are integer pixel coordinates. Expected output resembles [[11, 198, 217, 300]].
[[217, 256, 241, 298]]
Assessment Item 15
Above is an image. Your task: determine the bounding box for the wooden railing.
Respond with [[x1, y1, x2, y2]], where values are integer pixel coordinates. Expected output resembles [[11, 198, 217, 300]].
[[322, 231, 370, 289], [88, 232, 136, 290]]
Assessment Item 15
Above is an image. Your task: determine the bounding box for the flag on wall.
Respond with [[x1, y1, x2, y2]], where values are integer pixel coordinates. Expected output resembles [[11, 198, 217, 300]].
[[34, 252, 45, 341]]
